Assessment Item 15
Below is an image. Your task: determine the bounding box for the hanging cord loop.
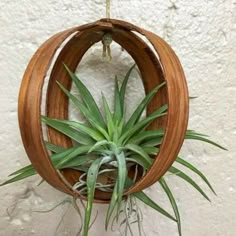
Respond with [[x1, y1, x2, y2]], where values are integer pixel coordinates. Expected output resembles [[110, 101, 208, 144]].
[[102, 0, 113, 61]]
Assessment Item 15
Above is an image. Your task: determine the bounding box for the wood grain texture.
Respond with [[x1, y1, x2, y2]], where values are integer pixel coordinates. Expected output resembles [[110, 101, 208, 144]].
[[18, 23, 96, 198], [18, 19, 189, 203]]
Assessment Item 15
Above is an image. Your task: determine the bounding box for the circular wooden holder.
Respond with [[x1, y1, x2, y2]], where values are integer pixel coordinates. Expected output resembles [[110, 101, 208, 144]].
[[18, 19, 189, 203]]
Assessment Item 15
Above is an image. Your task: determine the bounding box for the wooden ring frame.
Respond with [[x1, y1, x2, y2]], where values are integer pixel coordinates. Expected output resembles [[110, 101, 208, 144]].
[[18, 19, 189, 203]]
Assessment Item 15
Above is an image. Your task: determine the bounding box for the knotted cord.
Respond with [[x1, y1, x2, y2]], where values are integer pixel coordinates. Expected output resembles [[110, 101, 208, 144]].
[[102, 0, 113, 61]]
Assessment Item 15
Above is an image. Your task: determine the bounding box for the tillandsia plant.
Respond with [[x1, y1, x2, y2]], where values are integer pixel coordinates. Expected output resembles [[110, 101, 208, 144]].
[[1, 64, 226, 236]]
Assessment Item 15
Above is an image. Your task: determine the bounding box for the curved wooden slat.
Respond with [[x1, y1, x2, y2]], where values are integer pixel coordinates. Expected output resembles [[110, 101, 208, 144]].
[[18, 23, 97, 196], [95, 19, 189, 194], [46, 21, 165, 202], [18, 18, 189, 202]]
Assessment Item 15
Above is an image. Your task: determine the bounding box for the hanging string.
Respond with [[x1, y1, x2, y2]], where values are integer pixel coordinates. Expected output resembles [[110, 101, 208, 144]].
[[106, 0, 111, 18], [102, 0, 112, 61]]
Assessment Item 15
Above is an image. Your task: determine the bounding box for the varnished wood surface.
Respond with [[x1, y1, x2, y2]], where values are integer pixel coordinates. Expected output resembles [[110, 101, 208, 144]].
[[18, 18, 189, 203]]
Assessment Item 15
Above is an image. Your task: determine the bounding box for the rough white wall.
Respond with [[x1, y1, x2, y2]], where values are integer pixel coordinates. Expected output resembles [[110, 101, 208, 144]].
[[0, 0, 235, 235]]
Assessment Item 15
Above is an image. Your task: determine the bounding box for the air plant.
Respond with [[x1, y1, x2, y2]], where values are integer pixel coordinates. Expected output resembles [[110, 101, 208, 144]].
[[1, 64, 226, 236]]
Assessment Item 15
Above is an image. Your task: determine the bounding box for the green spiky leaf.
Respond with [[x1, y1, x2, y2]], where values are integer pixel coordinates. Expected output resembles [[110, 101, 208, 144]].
[[42, 116, 104, 142], [84, 156, 113, 236], [124, 82, 166, 130], [120, 64, 136, 113], [176, 157, 216, 195], [125, 178, 177, 222], [113, 76, 122, 122], [168, 166, 210, 201], [63, 64, 105, 127], [159, 178, 182, 236]]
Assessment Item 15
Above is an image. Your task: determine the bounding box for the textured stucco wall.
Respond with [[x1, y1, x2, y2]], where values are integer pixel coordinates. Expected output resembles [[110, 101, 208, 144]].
[[0, 0, 235, 235]]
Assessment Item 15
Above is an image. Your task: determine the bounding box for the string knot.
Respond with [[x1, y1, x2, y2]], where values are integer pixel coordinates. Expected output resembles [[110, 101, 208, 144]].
[[102, 33, 113, 61]]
